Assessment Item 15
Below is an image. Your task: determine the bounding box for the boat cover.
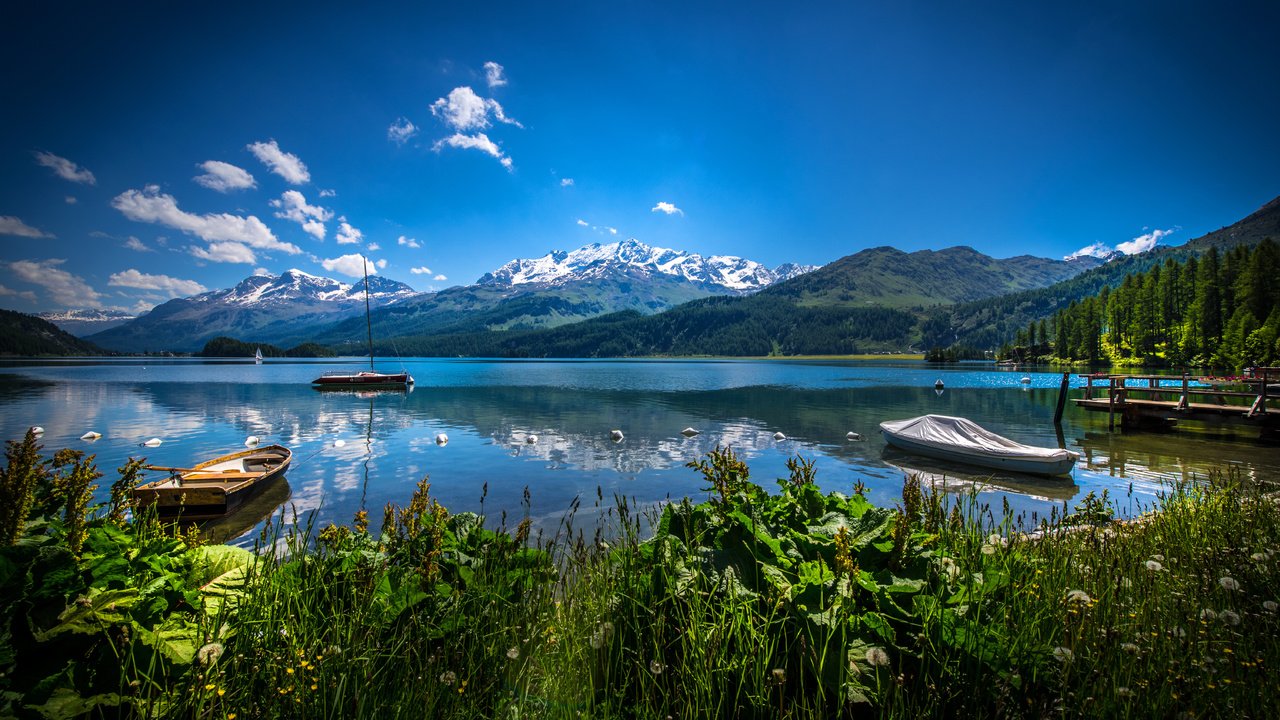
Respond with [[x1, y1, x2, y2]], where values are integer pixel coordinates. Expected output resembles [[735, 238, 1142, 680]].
[[879, 415, 1074, 461]]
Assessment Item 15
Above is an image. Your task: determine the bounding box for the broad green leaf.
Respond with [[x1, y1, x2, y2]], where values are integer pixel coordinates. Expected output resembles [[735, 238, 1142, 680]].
[[26, 688, 121, 720], [135, 615, 200, 665], [34, 588, 138, 641]]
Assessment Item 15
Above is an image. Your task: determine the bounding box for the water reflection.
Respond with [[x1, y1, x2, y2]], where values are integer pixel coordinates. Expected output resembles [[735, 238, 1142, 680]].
[[1, 361, 1277, 546]]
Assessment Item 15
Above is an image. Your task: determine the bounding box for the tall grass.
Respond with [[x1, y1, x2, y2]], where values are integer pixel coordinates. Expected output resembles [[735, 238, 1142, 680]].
[[1, 432, 1277, 718]]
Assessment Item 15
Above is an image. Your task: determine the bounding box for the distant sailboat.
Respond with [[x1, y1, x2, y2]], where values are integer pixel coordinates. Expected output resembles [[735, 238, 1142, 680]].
[[311, 257, 413, 388], [254, 347, 263, 364]]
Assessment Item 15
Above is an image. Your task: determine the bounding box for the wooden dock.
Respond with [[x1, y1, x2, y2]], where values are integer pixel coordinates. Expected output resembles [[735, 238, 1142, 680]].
[[1072, 368, 1280, 437]]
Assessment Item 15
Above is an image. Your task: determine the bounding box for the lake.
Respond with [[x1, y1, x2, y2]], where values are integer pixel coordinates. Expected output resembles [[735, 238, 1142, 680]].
[[0, 357, 1272, 546]]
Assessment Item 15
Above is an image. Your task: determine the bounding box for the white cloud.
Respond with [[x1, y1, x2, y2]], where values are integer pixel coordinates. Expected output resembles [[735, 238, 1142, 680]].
[[0, 284, 37, 302], [321, 253, 376, 278], [433, 132, 514, 170], [388, 117, 419, 145], [367, 242, 380, 251], [430, 86, 522, 131], [112, 185, 300, 255], [65, 196, 77, 205], [123, 236, 152, 252], [607, 227, 618, 235], [576, 219, 588, 227], [108, 269, 207, 297], [190, 242, 257, 264], [375, 258, 387, 269], [271, 190, 332, 240], [484, 61, 508, 88], [193, 160, 256, 192], [652, 201, 684, 216], [410, 266, 433, 275], [1064, 228, 1175, 260], [433, 274, 447, 281], [246, 139, 310, 184], [561, 178, 574, 187], [0, 216, 53, 238], [253, 267, 271, 276], [335, 220, 363, 245], [33, 151, 96, 185], [318, 188, 336, 198], [8, 259, 102, 306], [1117, 228, 1174, 255], [397, 235, 420, 249]]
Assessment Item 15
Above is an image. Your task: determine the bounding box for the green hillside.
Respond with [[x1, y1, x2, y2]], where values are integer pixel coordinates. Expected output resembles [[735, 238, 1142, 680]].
[[0, 309, 104, 356]]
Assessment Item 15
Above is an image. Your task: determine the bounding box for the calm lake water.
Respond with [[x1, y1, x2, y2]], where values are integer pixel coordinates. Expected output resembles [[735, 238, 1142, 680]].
[[0, 358, 1272, 546]]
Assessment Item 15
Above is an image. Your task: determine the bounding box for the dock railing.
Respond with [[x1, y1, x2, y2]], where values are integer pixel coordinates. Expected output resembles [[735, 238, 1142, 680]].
[[1078, 368, 1279, 430]]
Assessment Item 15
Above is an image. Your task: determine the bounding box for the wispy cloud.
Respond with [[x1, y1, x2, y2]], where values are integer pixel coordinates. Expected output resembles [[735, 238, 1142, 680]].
[[388, 117, 419, 145], [433, 274, 447, 281], [271, 190, 332, 240], [247, 139, 310, 184], [191, 242, 258, 264], [65, 196, 77, 205], [8, 259, 102, 306], [561, 178, 574, 187], [318, 189, 336, 198], [194, 160, 256, 192], [652, 201, 684, 216], [1065, 228, 1175, 260], [0, 284, 37, 302], [410, 266, 433, 275], [433, 132, 513, 170], [607, 227, 618, 235], [397, 235, 420, 249], [112, 185, 300, 263], [0, 216, 54, 238], [576, 219, 588, 227], [484, 61, 508, 88], [367, 242, 381, 251], [33, 151, 96, 185], [321, 253, 375, 278], [335, 219, 363, 245], [108, 269, 207, 297], [123, 236, 152, 252]]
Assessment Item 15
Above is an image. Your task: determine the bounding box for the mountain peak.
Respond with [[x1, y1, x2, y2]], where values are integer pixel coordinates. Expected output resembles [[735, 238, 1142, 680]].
[[476, 239, 817, 293]]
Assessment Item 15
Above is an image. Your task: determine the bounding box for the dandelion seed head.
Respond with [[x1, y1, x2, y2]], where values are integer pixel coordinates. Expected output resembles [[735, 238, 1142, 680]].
[[770, 668, 786, 684], [1052, 646, 1073, 662], [981, 543, 996, 555], [196, 642, 224, 666], [1145, 560, 1164, 572], [1121, 642, 1139, 655], [649, 660, 665, 675], [1152, 554, 1165, 562], [1200, 608, 1218, 620], [865, 647, 890, 667], [1065, 589, 1092, 605], [1218, 576, 1240, 592], [1263, 600, 1277, 613], [439, 671, 457, 686], [1251, 552, 1266, 562], [1220, 610, 1240, 626], [506, 646, 520, 660]]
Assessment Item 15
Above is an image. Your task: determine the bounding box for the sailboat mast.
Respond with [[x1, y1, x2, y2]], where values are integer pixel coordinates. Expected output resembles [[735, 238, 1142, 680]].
[[363, 256, 374, 372]]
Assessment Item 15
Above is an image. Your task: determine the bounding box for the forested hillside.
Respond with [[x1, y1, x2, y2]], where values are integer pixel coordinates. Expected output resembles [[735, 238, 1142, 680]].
[[0, 310, 104, 356], [1050, 240, 1279, 368]]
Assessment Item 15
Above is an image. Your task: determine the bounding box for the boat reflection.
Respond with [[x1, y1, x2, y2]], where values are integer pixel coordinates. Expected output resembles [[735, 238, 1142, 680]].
[[197, 472, 292, 544], [882, 447, 1077, 501]]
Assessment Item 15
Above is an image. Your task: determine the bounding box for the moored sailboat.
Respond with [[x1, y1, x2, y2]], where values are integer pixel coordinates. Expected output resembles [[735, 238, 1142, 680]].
[[311, 257, 413, 388]]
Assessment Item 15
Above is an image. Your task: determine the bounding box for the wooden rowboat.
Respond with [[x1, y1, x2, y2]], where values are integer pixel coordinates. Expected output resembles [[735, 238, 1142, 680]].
[[133, 445, 292, 521]]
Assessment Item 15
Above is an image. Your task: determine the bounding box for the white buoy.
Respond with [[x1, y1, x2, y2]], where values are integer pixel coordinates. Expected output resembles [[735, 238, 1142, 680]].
[[681, 427, 700, 437], [526, 434, 538, 444], [610, 429, 624, 442], [245, 435, 261, 447], [846, 431, 862, 441], [773, 431, 786, 441], [333, 439, 346, 448], [435, 433, 449, 445], [29, 426, 44, 436], [1020, 376, 1032, 384], [934, 379, 945, 389], [142, 438, 163, 447], [81, 431, 101, 441]]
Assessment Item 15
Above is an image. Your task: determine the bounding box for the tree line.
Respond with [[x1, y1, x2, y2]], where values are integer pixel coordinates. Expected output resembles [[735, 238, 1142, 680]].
[[1045, 239, 1279, 368]]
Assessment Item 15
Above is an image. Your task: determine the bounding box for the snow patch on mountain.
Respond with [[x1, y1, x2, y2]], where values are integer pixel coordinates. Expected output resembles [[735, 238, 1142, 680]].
[[476, 238, 818, 292], [201, 269, 417, 307]]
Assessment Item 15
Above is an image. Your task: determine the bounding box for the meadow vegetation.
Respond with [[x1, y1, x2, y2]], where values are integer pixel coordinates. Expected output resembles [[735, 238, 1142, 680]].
[[1, 429, 1277, 718]]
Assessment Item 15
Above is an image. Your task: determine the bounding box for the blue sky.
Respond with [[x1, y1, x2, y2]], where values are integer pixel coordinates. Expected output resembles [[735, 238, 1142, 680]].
[[2, 1, 1278, 313]]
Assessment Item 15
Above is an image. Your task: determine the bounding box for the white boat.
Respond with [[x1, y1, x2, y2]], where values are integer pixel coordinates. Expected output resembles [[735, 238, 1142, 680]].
[[254, 347, 263, 364], [879, 414, 1078, 477]]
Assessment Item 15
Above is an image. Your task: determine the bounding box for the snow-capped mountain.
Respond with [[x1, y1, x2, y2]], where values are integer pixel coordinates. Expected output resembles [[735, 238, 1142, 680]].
[[86, 270, 417, 353], [38, 309, 138, 337], [476, 239, 818, 294], [201, 269, 417, 307]]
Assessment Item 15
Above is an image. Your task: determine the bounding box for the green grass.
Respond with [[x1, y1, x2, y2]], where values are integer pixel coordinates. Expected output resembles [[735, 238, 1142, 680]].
[[2, 431, 1278, 718]]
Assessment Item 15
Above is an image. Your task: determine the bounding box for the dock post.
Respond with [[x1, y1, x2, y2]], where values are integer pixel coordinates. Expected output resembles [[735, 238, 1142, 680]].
[[1178, 373, 1189, 411], [1053, 372, 1070, 424], [1108, 377, 1116, 430]]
